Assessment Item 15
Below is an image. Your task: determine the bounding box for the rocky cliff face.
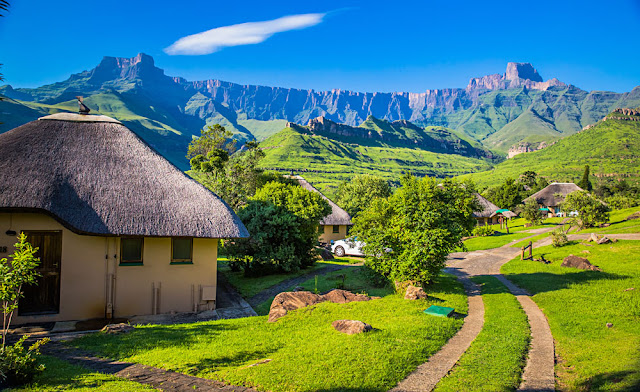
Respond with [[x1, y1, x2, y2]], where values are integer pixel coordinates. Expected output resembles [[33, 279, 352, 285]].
[[467, 62, 565, 91]]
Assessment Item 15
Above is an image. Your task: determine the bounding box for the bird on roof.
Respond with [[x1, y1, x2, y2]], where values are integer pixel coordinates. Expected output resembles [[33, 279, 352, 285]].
[[76, 96, 90, 114]]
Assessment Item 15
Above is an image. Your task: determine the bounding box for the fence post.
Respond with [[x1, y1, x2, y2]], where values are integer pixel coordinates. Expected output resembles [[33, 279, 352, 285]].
[[529, 241, 533, 259], [521, 246, 525, 260]]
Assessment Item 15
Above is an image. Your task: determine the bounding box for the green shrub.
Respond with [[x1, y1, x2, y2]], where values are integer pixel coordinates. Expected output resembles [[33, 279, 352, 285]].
[[472, 225, 495, 237], [563, 191, 610, 228], [605, 194, 640, 210], [550, 228, 568, 247], [0, 335, 49, 387]]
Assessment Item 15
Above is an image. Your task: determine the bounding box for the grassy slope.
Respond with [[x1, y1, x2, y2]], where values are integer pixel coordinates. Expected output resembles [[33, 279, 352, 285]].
[[73, 271, 466, 392], [259, 127, 494, 196], [9, 356, 154, 392], [502, 241, 640, 391], [434, 276, 530, 392], [462, 117, 640, 188]]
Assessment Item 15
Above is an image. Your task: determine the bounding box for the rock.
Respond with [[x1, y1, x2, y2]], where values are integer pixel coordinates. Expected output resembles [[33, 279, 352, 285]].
[[268, 289, 374, 322], [247, 359, 272, 367], [581, 250, 591, 254], [293, 286, 305, 292], [101, 323, 134, 334], [606, 323, 613, 328], [561, 255, 602, 271], [589, 233, 599, 242], [405, 285, 429, 300], [332, 320, 373, 335], [320, 248, 334, 260], [625, 212, 640, 221], [597, 237, 612, 245], [624, 287, 635, 292], [268, 291, 324, 322], [322, 289, 371, 304], [600, 223, 611, 227]]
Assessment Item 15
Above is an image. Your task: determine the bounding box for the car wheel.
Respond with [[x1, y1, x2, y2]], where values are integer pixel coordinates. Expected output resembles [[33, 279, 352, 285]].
[[334, 246, 345, 257]]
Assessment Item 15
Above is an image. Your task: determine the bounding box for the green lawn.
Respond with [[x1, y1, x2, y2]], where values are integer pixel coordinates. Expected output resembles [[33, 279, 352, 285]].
[[434, 276, 530, 392], [72, 271, 467, 392], [462, 231, 532, 252], [502, 241, 640, 391], [8, 355, 154, 391], [218, 259, 353, 299]]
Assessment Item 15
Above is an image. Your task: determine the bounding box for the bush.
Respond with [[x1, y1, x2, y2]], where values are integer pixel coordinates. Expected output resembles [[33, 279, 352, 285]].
[[227, 181, 331, 276], [605, 194, 640, 210], [0, 335, 49, 387], [550, 228, 568, 247], [472, 225, 495, 237], [563, 191, 610, 228], [521, 198, 543, 226]]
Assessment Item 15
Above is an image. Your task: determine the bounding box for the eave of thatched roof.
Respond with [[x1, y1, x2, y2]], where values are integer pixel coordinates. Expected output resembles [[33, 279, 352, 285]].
[[289, 176, 353, 226], [0, 114, 248, 238], [473, 193, 500, 218], [526, 182, 583, 207]]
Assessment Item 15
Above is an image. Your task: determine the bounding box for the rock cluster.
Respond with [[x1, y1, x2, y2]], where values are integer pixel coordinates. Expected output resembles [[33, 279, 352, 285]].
[[101, 323, 134, 334], [561, 255, 602, 271], [404, 285, 429, 300], [268, 289, 374, 322]]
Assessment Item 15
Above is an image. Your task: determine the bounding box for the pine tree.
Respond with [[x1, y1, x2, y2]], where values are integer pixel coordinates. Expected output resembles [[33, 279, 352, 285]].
[[578, 165, 593, 192]]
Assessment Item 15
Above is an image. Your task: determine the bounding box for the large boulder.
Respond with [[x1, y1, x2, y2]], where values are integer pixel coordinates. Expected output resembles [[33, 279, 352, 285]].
[[268, 291, 324, 323], [625, 211, 640, 221], [268, 289, 374, 322], [405, 285, 429, 300], [561, 255, 602, 271], [332, 320, 373, 335], [101, 323, 134, 334]]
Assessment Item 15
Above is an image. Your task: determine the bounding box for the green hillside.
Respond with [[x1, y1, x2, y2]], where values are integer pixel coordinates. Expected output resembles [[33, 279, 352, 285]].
[[461, 114, 640, 189], [259, 127, 494, 196]]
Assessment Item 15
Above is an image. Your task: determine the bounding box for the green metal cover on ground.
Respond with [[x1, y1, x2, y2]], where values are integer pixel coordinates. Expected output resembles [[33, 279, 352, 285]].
[[424, 305, 455, 317]]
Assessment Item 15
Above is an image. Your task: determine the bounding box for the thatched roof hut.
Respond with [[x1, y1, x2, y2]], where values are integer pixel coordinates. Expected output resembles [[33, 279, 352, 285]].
[[473, 193, 500, 218], [290, 176, 352, 226], [526, 183, 583, 207], [0, 113, 248, 238]]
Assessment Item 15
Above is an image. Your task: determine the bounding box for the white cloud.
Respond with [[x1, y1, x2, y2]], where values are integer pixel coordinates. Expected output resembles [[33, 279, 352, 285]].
[[165, 13, 325, 55]]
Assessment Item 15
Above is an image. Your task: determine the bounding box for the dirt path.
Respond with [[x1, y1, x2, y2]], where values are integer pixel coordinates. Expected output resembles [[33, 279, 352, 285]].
[[390, 227, 558, 392], [216, 272, 258, 319], [246, 262, 362, 307], [390, 276, 484, 392]]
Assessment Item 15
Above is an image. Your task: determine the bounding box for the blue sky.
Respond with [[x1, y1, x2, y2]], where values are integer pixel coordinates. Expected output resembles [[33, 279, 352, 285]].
[[1, 0, 639, 93]]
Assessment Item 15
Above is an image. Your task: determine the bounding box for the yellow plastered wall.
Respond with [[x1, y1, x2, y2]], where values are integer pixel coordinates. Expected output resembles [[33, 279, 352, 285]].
[[318, 224, 349, 243], [0, 212, 218, 323]]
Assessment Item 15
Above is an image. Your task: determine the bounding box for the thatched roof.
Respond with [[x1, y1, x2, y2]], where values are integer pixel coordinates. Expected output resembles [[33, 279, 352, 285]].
[[0, 114, 248, 238], [473, 193, 500, 218], [490, 210, 518, 219], [526, 183, 583, 207], [290, 176, 353, 226]]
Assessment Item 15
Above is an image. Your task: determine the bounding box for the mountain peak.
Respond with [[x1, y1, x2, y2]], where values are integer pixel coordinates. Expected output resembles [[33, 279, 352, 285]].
[[89, 53, 164, 84], [505, 62, 543, 82]]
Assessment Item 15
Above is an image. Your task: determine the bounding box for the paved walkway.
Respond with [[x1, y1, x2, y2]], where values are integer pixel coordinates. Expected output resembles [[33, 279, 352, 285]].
[[246, 262, 361, 307], [216, 272, 258, 319], [390, 275, 484, 392], [42, 340, 257, 392]]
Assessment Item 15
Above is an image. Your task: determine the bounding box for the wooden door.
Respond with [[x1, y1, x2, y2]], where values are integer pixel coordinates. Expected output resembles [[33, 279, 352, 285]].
[[18, 231, 62, 315]]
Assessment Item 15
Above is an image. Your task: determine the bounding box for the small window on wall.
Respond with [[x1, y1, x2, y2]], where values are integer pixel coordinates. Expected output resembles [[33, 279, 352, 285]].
[[121, 238, 143, 265], [333, 225, 340, 234], [172, 238, 193, 264]]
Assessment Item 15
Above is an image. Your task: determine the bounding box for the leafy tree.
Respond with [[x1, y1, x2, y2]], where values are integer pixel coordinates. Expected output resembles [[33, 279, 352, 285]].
[[519, 171, 538, 189], [188, 125, 268, 210], [1, 234, 40, 349], [521, 198, 544, 226], [352, 175, 479, 285], [227, 182, 331, 275], [577, 165, 593, 192], [605, 194, 639, 210], [562, 190, 609, 228], [484, 178, 525, 210], [335, 175, 392, 217]]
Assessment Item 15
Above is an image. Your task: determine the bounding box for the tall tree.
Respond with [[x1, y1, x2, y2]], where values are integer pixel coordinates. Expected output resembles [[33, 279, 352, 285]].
[[335, 175, 392, 217], [577, 165, 593, 192]]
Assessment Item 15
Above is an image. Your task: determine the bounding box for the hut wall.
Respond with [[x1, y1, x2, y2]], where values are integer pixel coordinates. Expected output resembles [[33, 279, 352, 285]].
[[318, 225, 349, 243], [1, 213, 107, 324], [114, 237, 217, 317], [1, 212, 218, 324]]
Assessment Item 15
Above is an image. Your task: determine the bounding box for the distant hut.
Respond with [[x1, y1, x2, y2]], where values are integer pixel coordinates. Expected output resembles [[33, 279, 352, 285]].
[[526, 182, 583, 217], [0, 111, 248, 324], [473, 193, 501, 226], [290, 176, 353, 243]]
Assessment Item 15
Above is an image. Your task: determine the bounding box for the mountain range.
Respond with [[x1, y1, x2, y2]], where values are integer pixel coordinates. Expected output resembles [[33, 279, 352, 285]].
[[1, 53, 639, 172]]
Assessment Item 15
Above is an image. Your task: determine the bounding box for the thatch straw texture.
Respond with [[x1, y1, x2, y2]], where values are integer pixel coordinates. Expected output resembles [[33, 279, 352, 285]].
[[473, 193, 500, 218], [290, 176, 352, 226], [0, 114, 248, 238], [526, 183, 583, 207]]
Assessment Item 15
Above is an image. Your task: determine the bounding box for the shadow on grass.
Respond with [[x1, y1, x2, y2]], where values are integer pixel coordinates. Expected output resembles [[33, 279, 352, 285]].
[[73, 323, 238, 358], [576, 369, 640, 391], [183, 347, 282, 375], [503, 270, 630, 295]]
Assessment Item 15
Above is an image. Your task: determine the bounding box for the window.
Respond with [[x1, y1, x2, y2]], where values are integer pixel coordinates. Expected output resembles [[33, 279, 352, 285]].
[[121, 238, 143, 265], [332, 225, 340, 234], [171, 238, 193, 264]]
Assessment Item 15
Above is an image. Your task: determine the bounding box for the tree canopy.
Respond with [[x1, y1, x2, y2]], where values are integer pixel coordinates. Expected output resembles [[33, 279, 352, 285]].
[[335, 175, 392, 217], [563, 190, 609, 228]]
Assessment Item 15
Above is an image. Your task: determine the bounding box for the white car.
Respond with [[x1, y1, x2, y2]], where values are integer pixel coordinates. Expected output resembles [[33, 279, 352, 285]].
[[331, 238, 365, 257]]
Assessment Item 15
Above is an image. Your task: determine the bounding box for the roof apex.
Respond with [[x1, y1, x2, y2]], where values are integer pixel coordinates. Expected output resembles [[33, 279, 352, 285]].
[[39, 113, 121, 124]]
